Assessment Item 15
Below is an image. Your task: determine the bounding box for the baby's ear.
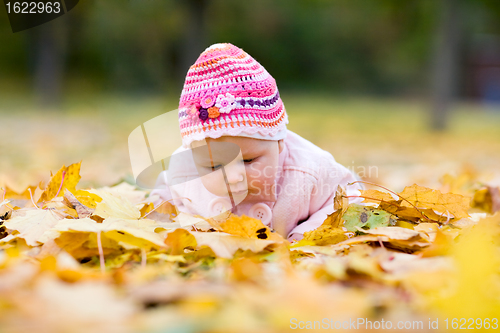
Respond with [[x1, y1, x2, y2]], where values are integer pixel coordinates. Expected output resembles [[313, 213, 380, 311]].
[[278, 139, 285, 154]]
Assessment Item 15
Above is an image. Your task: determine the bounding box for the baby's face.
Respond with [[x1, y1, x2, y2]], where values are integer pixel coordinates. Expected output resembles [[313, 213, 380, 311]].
[[191, 136, 283, 204]]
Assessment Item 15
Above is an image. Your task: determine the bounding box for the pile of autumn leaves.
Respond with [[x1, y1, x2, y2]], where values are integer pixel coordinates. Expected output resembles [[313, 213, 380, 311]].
[[1, 161, 500, 333]]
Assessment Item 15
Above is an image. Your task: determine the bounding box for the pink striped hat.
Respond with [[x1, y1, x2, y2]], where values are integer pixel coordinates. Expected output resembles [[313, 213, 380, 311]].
[[178, 43, 288, 148]]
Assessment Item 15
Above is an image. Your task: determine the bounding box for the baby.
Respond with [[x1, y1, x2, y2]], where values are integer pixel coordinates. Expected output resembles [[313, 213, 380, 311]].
[[151, 43, 362, 241]]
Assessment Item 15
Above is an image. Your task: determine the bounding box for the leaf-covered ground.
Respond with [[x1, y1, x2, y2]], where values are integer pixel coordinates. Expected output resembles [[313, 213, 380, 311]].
[[1, 159, 500, 333], [1, 94, 500, 332]]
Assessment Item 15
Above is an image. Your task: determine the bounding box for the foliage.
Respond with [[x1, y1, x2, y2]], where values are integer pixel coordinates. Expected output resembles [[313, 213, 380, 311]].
[[1, 162, 500, 332], [2, 0, 500, 95]]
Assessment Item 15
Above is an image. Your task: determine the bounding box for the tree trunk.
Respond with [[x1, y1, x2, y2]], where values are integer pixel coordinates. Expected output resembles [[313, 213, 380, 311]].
[[430, 0, 462, 131], [179, 0, 208, 79], [32, 16, 68, 109]]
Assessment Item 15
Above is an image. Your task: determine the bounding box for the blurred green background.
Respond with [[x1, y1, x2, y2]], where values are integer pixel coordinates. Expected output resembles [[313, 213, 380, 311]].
[[1, 0, 500, 191]]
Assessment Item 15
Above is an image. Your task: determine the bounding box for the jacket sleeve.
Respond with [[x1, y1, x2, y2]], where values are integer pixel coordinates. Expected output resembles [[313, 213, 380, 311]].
[[287, 159, 364, 241]]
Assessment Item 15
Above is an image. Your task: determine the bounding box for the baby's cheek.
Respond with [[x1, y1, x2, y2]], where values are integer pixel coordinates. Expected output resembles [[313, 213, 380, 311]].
[[201, 170, 226, 195]]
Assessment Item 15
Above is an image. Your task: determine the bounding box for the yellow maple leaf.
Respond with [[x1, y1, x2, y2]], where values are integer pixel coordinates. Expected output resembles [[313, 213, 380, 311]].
[[301, 225, 347, 246], [51, 217, 165, 250], [38, 161, 82, 203], [191, 231, 277, 259], [3, 184, 37, 200], [92, 191, 141, 220], [139, 203, 154, 218], [321, 186, 349, 228], [3, 209, 63, 246], [164, 229, 197, 255], [429, 215, 500, 318], [398, 184, 471, 219], [217, 214, 284, 242], [73, 189, 102, 209], [359, 189, 395, 205]]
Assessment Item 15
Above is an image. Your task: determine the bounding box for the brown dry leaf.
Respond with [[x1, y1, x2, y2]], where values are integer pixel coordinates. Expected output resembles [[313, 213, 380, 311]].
[[321, 186, 348, 228], [164, 229, 197, 255], [3, 209, 63, 246], [398, 184, 471, 219], [38, 161, 82, 203], [63, 189, 94, 218]]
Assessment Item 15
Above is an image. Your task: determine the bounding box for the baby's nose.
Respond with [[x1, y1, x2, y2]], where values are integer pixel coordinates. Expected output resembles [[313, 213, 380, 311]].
[[225, 166, 245, 184]]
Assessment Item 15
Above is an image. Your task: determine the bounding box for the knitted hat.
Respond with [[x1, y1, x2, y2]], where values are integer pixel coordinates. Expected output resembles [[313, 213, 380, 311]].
[[178, 43, 288, 148]]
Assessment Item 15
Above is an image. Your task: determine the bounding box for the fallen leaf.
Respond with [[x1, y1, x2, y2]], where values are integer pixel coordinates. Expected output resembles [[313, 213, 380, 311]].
[[50, 217, 166, 250], [355, 226, 423, 241], [164, 229, 197, 255], [38, 162, 82, 203], [92, 191, 141, 220], [216, 214, 285, 242], [343, 204, 396, 232], [359, 189, 396, 205], [398, 184, 470, 219], [230, 257, 263, 282], [63, 189, 94, 218], [301, 225, 347, 246], [191, 232, 277, 259], [3, 185, 37, 200], [139, 202, 154, 217], [3, 209, 63, 246], [72, 190, 102, 209], [471, 186, 500, 214], [322, 186, 349, 228]]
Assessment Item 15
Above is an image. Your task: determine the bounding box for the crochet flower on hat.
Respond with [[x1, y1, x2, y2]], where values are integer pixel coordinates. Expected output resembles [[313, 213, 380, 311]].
[[198, 108, 209, 121], [200, 95, 216, 108], [191, 93, 236, 122], [207, 106, 220, 118], [186, 104, 199, 121], [215, 93, 236, 114]]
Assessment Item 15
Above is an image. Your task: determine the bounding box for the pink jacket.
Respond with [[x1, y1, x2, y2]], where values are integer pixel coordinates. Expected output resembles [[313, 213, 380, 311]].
[[150, 130, 362, 241]]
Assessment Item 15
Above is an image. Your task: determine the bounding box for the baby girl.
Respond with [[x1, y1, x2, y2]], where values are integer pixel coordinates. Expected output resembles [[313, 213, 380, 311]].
[[150, 43, 361, 241]]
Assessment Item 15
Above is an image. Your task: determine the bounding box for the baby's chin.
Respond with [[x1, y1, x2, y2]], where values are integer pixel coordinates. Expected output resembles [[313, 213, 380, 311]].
[[229, 189, 249, 203]]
